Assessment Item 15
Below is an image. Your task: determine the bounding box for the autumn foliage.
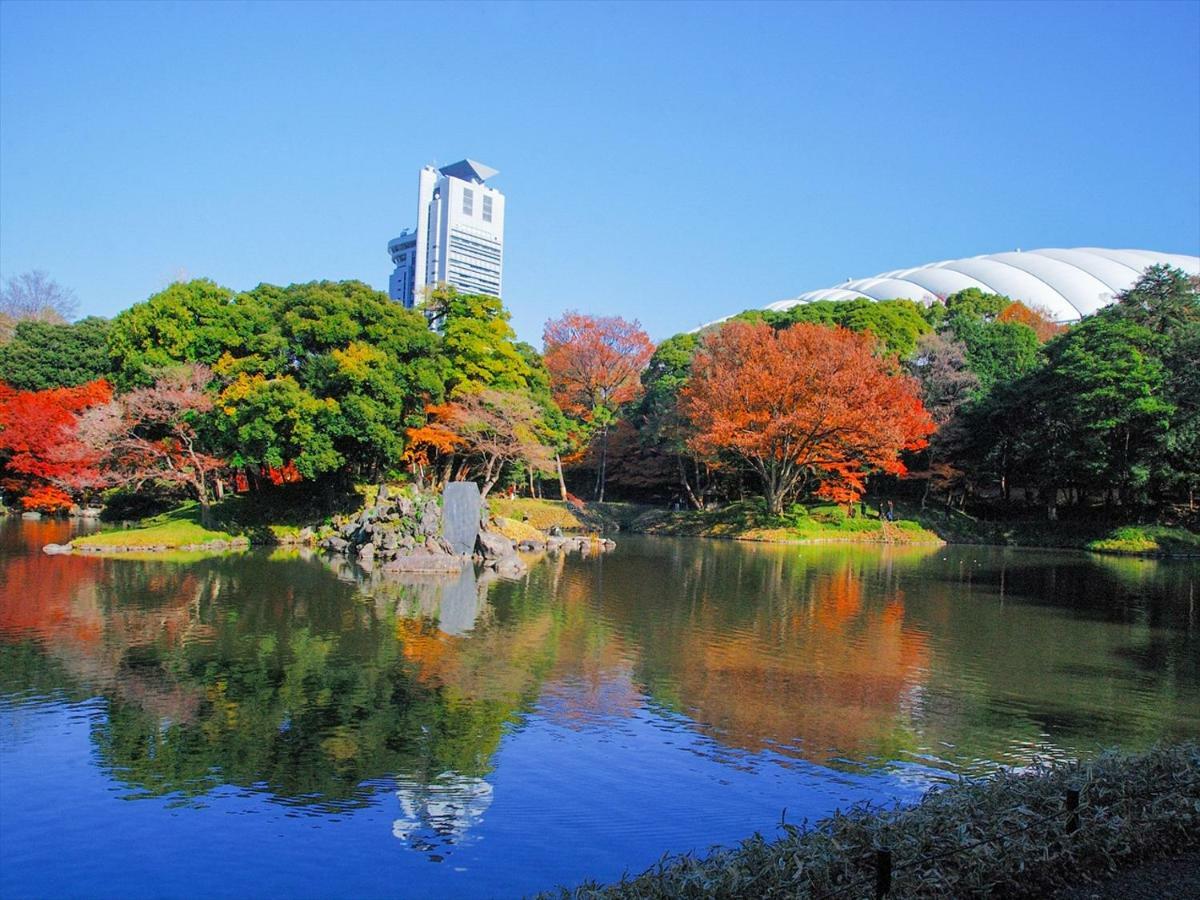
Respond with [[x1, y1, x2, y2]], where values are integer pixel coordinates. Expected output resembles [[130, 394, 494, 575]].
[[0, 378, 112, 508], [543, 312, 654, 500], [996, 301, 1065, 342], [542, 313, 655, 417], [682, 322, 934, 514]]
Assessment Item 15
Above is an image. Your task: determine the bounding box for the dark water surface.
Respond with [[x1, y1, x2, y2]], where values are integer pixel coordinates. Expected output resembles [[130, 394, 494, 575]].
[[1, 518, 1197, 898]]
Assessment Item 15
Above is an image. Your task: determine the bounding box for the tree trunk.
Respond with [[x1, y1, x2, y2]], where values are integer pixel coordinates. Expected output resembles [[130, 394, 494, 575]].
[[677, 456, 703, 510], [596, 426, 609, 502], [556, 453, 568, 501]]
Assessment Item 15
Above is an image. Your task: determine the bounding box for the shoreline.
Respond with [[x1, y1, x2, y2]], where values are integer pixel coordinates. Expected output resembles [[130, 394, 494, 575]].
[[540, 744, 1200, 899]]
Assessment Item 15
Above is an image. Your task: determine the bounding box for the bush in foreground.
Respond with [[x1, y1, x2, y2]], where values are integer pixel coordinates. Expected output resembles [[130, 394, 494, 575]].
[[543, 744, 1199, 899]]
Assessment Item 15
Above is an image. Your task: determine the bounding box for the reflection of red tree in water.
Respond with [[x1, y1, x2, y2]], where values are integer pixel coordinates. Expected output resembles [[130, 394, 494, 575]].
[[0, 541, 205, 721], [671, 562, 931, 764]]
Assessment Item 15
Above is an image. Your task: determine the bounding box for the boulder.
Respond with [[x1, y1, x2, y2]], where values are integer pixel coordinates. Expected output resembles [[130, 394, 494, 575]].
[[42, 543, 73, 555], [357, 542, 376, 561], [476, 530, 516, 560], [20, 511, 42, 520], [322, 536, 349, 553], [419, 500, 441, 536]]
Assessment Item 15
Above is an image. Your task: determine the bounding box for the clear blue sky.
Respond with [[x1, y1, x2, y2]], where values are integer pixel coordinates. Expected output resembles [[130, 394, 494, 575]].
[[2, 0, 1198, 343]]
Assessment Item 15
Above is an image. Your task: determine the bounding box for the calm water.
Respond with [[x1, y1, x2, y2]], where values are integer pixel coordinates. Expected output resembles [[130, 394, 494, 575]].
[[1, 519, 1197, 899]]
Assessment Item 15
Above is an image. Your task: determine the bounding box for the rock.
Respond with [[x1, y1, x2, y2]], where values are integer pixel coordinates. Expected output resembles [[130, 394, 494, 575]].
[[476, 530, 516, 560], [420, 500, 440, 536], [81, 507, 103, 518], [21, 511, 42, 520], [384, 554, 469, 574], [517, 539, 545, 552], [548, 525, 563, 537], [68, 505, 83, 518], [42, 543, 73, 555], [546, 537, 565, 552], [376, 483, 390, 505], [323, 536, 349, 553], [493, 556, 527, 579], [358, 542, 376, 561], [298, 527, 315, 544]]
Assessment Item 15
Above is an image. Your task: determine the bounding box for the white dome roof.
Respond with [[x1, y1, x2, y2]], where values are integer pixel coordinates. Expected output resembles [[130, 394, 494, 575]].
[[770, 247, 1200, 322]]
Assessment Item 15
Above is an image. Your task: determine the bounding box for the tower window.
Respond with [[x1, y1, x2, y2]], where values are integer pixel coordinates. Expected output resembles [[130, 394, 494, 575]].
[[482, 195, 493, 223], [462, 188, 474, 216]]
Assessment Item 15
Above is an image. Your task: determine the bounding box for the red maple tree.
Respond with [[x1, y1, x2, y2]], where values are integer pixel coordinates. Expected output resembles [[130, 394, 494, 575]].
[[681, 321, 934, 516], [73, 365, 226, 524], [0, 379, 112, 510], [542, 312, 654, 500]]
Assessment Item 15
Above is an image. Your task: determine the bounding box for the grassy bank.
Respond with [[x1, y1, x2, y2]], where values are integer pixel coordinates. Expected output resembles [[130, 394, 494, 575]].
[[488, 497, 638, 534], [71, 503, 244, 550], [628, 500, 1200, 555], [70, 483, 361, 551], [543, 744, 1199, 899], [632, 500, 943, 545]]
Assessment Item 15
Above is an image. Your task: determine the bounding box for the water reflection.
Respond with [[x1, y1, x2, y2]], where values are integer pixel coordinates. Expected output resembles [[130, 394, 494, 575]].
[[2, 520, 1197, 839]]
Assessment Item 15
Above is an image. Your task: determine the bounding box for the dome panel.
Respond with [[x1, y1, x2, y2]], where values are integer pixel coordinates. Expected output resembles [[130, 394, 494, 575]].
[[1030, 249, 1141, 292], [932, 258, 1080, 319], [847, 278, 938, 303], [986, 252, 1116, 317], [885, 266, 991, 299]]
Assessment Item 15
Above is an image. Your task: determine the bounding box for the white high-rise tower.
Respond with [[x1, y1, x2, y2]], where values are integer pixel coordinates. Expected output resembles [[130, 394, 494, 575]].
[[387, 159, 505, 308]]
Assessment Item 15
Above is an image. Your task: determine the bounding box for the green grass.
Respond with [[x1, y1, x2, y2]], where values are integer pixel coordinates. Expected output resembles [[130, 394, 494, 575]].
[[489, 497, 624, 533], [1086, 525, 1200, 555], [631, 500, 943, 544], [73, 481, 368, 551], [634, 498, 1200, 555], [72, 504, 239, 550]]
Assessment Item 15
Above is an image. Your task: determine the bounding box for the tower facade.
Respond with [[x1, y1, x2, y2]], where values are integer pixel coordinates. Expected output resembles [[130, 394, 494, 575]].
[[388, 159, 505, 307]]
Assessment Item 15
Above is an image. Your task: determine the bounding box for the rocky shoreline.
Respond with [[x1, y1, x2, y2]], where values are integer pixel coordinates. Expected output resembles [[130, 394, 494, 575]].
[[319, 491, 615, 578]]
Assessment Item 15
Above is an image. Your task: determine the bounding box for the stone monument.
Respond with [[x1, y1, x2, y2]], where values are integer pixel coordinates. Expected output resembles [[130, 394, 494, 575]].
[[442, 481, 481, 556]]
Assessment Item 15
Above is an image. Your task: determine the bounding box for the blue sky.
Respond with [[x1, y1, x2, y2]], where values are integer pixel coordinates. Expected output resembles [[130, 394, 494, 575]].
[[2, 0, 1198, 343]]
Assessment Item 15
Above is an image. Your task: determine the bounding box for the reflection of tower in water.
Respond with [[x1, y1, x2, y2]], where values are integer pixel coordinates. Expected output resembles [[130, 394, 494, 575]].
[[392, 772, 494, 850]]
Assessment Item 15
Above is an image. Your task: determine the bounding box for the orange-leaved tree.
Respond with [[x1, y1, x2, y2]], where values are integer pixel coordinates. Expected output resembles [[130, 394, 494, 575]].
[[409, 389, 553, 498], [681, 321, 934, 516], [996, 301, 1066, 342], [542, 312, 654, 501]]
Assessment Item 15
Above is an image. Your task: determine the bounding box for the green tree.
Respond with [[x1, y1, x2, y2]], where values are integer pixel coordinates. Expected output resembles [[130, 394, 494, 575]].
[[944, 287, 1012, 322], [212, 374, 343, 479], [951, 317, 1042, 393], [736, 298, 932, 357], [0, 316, 112, 389], [267, 280, 445, 478], [424, 286, 531, 392], [106, 279, 277, 388]]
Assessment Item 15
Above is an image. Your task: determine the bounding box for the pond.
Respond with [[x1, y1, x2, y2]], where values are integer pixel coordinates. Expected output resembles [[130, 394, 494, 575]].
[[1, 518, 1196, 898]]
